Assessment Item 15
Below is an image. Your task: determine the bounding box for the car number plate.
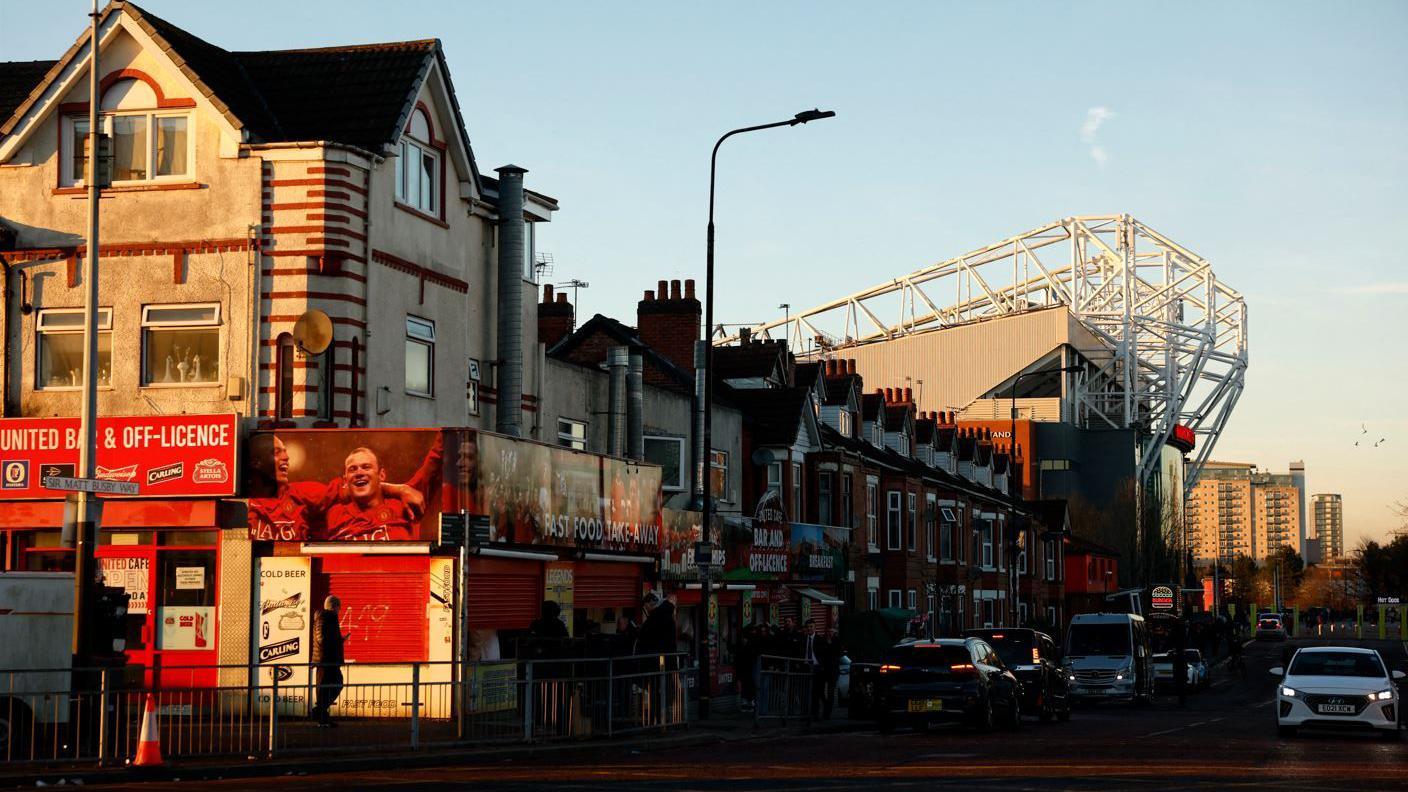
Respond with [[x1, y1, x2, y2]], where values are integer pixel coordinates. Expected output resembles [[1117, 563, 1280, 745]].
[[907, 698, 943, 713], [1317, 704, 1355, 715]]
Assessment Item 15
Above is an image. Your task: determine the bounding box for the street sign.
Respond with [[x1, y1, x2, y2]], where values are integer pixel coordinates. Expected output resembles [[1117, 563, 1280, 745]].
[[42, 476, 138, 496], [439, 513, 491, 548], [693, 541, 715, 569]]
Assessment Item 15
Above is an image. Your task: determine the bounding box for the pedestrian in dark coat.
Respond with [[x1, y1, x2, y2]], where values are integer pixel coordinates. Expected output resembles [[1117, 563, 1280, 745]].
[[310, 595, 346, 727], [530, 600, 570, 639], [638, 593, 678, 657]]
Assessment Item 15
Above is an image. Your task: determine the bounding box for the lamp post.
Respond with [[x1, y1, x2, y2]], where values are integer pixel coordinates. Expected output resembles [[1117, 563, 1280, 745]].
[[699, 108, 834, 720], [1006, 363, 1081, 626]]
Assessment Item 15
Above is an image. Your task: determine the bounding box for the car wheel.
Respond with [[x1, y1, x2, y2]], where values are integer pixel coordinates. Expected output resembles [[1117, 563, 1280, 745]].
[[1001, 696, 1021, 730], [971, 695, 994, 732], [1277, 725, 1298, 738], [0, 701, 32, 760]]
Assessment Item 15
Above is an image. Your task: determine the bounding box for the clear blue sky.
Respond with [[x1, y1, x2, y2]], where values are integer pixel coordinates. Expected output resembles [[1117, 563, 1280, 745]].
[[4, 1, 1405, 549]]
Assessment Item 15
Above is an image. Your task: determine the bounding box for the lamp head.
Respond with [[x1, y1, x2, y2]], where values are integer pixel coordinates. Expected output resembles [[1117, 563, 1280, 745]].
[[792, 108, 836, 125]]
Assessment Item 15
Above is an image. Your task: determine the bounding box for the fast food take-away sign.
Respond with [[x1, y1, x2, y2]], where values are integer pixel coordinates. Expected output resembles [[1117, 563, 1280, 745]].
[[0, 414, 237, 498]]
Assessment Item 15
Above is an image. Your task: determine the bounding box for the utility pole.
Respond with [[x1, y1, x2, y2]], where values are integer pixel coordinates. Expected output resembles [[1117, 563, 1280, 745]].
[[70, 0, 104, 666]]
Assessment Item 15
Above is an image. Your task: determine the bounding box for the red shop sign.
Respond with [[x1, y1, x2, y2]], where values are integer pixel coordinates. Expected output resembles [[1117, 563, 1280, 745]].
[[0, 414, 238, 498]]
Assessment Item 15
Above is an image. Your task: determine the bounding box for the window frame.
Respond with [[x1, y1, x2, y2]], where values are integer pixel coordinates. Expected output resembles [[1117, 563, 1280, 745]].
[[790, 461, 803, 523], [62, 108, 194, 187], [139, 302, 221, 388], [840, 473, 854, 529], [865, 477, 879, 551], [907, 589, 917, 610], [906, 492, 917, 552], [888, 589, 902, 609], [925, 494, 937, 561], [709, 449, 730, 503], [35, 307, 113, 391], [817, 471, 834, 526], [766, 461, 783, 502], [404, 315, 436, 397], [643, 435, 688, 492], [886, 490, 902, 551], [556, 418, 587, 451], [394, 109, 442, 218]]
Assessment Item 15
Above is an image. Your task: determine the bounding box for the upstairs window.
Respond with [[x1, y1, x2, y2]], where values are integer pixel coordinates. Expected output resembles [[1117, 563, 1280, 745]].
[[63, 78, 190, 186], [557, 418, 587, 451], [405, 316, 435, 397], [37, 308, 112, 390], [141, 304, 219, 386], [886, 491, 902, 550], [644, 436, 686, 492], [817, 471, 834, 526], [395, 108, 440, 215]]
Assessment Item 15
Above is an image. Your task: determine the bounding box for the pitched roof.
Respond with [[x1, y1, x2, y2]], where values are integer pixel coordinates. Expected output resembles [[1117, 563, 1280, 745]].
[[546, 313, 691, 391], [861, 392, 884, 422], [794, 362, 821, 390], [735, 387, 811, 448], [712, 341, 786, 382], [823, 373, 859, 406], [0, 60, 56, 127], [2, 2, 481, 178]]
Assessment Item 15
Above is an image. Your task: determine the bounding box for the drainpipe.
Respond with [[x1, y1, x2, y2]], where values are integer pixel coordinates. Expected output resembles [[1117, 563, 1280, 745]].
[[494, 165, 527, 437], [627, 351, 644, 460], [607, 347, 629, 456]]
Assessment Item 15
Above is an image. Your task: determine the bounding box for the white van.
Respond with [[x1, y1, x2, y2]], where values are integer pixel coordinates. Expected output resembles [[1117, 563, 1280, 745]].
[[0, 573, 75, 749], [1063, 612, 1154, 705]]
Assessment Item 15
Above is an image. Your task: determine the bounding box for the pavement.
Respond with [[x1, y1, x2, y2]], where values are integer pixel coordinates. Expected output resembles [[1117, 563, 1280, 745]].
[[9, 635, 1406, 791]]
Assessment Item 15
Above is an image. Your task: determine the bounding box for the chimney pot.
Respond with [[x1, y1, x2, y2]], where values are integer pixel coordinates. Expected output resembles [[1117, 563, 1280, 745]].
[[557, 292, 568, 304], [669, 279, 682, 300], [904, 387, 913, 402], [684, 279, 696, 299], [847, 359, 856, 375], [542, 283, 554, 303], [657, 280, 667, 300], [644, 290, 654, 301]]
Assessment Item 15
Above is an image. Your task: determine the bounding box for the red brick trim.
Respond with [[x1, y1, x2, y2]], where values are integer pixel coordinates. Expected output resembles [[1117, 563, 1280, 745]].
[[263, 290, 367, 306], [172, 250, 184, 284], [56, 69, 198, 114], [305, 237, 351, 248], [269, 201, 367, 220], [267, 225, 366, 242], [308, 166, 352, 177], [66, 254, 78, 287], [269, 178, 367, 196], [308, 190, 350, 200], [261, 267, 368, 284], [260, 250, 365, 262], [267, 314, 366, 330], [305, 214, 351, 224], [0, 238, 249, 265], [370, 249, 469, 294]]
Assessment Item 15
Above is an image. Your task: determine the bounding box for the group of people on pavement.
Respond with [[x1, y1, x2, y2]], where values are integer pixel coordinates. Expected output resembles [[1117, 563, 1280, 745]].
[[737, 616, 845, 719]]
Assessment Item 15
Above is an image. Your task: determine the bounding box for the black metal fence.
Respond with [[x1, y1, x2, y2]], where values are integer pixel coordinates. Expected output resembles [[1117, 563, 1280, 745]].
[[0, 653, 689, 766]]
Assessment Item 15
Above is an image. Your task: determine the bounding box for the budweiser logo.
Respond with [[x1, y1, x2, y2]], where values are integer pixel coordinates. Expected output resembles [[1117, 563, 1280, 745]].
[[192, 458, 229, 484], [261, 592, 303, 615], [96, 464, 137, 482], [147, 462, 184, 486]]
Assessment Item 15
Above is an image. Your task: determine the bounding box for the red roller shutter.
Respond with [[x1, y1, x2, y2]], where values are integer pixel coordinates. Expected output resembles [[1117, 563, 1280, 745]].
[[467, 556, 540, 629], [315, 556, 429, 664], [573, 561, 643, 609]]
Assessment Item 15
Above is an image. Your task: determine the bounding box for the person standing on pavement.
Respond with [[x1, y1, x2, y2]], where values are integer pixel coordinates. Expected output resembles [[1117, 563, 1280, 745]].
[[311, 595, 347, 727], [805, 619, 829, 718], [820, 627, 843, 720]]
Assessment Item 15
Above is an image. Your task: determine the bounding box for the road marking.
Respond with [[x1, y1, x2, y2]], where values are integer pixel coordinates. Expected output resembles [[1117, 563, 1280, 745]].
[[1140, 716, 1223, 738]]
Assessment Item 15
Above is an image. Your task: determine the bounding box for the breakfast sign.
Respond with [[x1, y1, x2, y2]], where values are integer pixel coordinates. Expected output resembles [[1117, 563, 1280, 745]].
[[0, 414, 238, 498]]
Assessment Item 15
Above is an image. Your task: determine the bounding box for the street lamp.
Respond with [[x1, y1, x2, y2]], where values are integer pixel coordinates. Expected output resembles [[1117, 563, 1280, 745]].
[[698, 108, 834, 720], [1006, 363, 1081, 626]]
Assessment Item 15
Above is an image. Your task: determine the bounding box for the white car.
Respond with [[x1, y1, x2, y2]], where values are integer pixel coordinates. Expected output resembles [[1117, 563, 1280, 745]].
[[1153, 649, 1209, 691], [1272, 646, 1404, 740]]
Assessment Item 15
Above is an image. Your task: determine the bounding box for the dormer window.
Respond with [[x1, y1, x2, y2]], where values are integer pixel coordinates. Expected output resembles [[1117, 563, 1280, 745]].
[[62, 77, 191, 186], [394, 107, 440, 216]]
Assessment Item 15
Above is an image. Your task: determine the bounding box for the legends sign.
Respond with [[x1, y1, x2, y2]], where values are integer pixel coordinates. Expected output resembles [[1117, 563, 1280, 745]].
[[0, 414, 237, 499]]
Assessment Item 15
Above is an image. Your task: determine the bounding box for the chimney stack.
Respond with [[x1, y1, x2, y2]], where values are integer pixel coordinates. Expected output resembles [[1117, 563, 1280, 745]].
[[637, 276, 701, 386], [538, 283, 575, 349]]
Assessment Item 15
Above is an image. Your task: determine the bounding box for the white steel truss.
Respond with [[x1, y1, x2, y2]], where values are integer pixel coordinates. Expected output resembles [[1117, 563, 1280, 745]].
[[730, 215, 1248, 494]]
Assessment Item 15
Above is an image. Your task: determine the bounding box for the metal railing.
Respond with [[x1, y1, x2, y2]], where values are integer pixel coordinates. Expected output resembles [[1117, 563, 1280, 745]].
[[753, 655, 813, 726], [0, 653, 689, 766]]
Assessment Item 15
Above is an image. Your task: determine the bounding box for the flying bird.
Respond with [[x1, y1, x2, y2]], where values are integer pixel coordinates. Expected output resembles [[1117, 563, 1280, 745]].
[[1375, 438, 1386, 447]]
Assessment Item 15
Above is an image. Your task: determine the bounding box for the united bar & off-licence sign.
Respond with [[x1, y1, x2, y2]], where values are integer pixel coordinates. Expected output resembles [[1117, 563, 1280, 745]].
[[0, 414, 237, 498]]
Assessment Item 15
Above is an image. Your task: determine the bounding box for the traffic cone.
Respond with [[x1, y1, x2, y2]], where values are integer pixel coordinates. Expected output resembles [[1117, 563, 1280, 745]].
[[133, 693, 163, 767]]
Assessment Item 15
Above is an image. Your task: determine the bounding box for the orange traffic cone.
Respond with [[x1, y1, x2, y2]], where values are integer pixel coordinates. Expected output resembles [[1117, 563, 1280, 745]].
[[133, 693, 163, 767]]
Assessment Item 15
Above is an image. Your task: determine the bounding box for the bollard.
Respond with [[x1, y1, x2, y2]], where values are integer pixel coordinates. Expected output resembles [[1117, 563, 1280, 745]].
[[97, 667, 111, 765], [606, 657, 614, 738], [268, 667, 279, 758], [522, 661, 534, 743]]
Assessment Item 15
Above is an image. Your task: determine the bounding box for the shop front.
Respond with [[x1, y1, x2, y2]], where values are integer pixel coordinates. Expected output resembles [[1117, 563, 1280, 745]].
[[0, 413, 239, 686]]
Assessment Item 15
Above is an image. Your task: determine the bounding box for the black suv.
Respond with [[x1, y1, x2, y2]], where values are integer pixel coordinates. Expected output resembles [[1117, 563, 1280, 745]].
[[964, 628, 1071, 722], [875, 638, 1023, 733]]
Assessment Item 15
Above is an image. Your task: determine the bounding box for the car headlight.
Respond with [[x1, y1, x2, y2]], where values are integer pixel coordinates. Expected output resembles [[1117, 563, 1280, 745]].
[[1280, 686, 1297, 698], [1370, 689, 1394, 701]]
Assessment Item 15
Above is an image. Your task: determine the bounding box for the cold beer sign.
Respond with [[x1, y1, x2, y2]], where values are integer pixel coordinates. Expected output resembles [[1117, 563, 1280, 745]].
[[0, 414, 237, 499]]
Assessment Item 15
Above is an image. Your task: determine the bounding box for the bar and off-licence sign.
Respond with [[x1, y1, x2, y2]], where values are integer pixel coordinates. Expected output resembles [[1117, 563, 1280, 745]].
[[0, 414, 237, 498]]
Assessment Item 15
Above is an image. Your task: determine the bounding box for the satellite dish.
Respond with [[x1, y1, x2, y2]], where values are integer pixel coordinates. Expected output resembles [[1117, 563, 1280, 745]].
[[292, 310, 333, 355]]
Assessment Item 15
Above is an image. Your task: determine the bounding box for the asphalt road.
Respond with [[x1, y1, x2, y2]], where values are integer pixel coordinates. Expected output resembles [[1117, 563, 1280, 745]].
[[86, 636, 1408, 792]]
